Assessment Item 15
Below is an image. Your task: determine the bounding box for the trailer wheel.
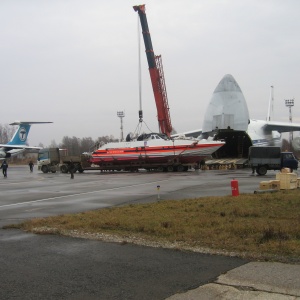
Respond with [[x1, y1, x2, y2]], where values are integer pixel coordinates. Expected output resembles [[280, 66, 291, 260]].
[[157, 166, 164, 172], [60, 165, 69, 173], [257, 166, 267, 176], [41, 165, 49, 173], [167, 165, 174, 172], [176, 165, 184, 172]]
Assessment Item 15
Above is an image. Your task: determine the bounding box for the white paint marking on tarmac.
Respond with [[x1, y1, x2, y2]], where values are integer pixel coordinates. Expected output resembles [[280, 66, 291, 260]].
[[0, 179, 171, 209], [25, 208, 43, 212]]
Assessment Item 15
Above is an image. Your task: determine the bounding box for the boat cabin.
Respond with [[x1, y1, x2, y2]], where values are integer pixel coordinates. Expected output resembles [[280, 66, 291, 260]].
[[137, 133, 169, 141]]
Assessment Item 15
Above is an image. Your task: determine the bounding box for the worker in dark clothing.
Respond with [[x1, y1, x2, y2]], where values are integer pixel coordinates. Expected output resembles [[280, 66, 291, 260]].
[[29, 161, 34, 172], [1, 160, 8, 178], [69, 160, 75, 179]]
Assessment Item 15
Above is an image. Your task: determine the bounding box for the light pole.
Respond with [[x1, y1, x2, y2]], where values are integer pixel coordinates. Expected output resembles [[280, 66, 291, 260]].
[[285, 99, 294, 149], [117, 111, 125, 142]]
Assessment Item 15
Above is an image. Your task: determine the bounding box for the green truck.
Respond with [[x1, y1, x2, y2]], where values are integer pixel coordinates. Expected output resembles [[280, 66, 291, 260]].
[[37, 148, 92, 173]]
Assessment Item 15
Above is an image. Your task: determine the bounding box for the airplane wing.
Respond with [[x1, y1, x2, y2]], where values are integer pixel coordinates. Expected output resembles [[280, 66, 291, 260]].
[[9, 121, 53, 125], [0, 144, 42, 150], [171, 129, 202, 139], [263, 121, 300, 133]]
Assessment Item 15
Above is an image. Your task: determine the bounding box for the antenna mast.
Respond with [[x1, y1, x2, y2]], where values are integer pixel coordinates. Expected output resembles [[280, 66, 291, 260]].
[[267, 85, 274, 121]]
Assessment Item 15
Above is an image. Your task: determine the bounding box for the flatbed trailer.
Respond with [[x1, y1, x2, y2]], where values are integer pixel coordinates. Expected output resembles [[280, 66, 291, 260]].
[[38, 148, 204, 173], [89, 160, 197, 172]]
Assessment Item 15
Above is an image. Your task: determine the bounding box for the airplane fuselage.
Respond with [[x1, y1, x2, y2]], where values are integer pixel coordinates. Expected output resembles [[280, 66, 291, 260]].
[[174, 74, 300, 159]]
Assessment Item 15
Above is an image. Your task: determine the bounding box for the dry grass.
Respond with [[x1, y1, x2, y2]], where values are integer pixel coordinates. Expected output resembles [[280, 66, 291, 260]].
[[6, 190, 300, 262]]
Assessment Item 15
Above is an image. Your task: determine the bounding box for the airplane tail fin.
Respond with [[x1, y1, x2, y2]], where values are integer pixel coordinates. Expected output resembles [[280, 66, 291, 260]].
[[6, 121, 52, 146]]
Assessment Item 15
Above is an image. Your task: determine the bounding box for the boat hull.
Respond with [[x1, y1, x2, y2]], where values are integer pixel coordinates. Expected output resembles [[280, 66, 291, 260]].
[[90, 140, 225, 168]]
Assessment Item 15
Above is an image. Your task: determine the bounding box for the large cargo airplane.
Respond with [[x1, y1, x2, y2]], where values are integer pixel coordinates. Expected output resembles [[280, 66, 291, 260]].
[[173, 74, 300, 159], [0, 121, 52, 159]]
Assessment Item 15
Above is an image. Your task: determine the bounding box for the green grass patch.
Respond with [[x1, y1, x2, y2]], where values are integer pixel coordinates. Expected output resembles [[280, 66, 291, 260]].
[[6, 190, 300, 262]]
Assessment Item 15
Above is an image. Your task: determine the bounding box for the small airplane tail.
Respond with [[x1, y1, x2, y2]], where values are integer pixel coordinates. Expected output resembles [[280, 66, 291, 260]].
[[6, 121, 52, 146]]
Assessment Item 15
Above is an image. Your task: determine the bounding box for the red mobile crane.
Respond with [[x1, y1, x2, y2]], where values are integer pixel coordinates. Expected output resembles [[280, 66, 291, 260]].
[[133, 4, 172, 137]]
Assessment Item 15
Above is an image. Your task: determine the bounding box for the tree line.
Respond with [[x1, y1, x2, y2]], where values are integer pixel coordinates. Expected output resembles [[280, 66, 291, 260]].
[[48, 135, 118, 156], [0, 124, 16, 144]]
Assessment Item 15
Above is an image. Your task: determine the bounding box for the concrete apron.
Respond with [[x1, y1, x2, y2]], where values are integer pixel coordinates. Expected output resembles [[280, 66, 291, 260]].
[[166, 262, 300, 300]]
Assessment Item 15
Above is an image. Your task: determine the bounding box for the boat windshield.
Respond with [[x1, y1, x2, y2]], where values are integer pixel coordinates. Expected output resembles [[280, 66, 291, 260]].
[[137, 133, 169, 141]]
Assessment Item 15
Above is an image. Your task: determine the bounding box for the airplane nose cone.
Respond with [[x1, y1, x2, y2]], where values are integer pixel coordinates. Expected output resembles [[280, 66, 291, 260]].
[[202, 74, 250, 134], [214, 74, 242, 93]]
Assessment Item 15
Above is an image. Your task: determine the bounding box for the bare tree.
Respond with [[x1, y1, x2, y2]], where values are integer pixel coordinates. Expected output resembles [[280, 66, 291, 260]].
[[0, 124, 16, 143], [59, 136, 106, 155], [49, 140, 58, 148], [80, 137, 95, 153], [281, 138, 290, 152]]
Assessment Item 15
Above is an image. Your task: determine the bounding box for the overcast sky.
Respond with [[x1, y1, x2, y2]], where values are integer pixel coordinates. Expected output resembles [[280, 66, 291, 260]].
[[1, 0, 299, 146]]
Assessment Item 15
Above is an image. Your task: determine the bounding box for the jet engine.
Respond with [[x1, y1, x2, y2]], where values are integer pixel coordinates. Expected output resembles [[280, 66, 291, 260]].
[[0, 151, 11, 158]]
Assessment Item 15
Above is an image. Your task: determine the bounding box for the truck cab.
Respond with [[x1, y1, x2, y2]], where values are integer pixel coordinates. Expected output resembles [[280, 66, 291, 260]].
[[281, 152, 299, 170], [37, 148, 60, 173]]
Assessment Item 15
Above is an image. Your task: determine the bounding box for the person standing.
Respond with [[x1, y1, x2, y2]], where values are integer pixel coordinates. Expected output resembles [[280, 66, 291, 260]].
[[29, 161, 34, 172], [69, 160, 75, 179], [1, 160, 8, 178]]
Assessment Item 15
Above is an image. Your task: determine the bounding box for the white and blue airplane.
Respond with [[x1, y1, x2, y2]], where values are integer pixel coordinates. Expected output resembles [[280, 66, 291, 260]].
[[173, 74, 300, 158], [0, 121, 52, 159]]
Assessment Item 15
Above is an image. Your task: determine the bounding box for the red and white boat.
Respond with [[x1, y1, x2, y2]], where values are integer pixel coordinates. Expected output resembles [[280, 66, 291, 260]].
[[90, 133, 224, 171]]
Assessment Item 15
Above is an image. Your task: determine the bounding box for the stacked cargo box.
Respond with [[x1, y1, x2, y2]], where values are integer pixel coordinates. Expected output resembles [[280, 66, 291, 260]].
[[259, 168, 299, 190], [275, 172, 298, 190]]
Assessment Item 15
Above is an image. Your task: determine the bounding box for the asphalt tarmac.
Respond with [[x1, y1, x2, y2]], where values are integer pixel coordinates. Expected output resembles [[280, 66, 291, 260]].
[[0, 166, 299, 299], [0, 165, 268, 228]]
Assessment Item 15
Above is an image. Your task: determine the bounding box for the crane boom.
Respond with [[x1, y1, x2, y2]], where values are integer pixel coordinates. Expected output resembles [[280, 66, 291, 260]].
[[133, 4, 172, 136]]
